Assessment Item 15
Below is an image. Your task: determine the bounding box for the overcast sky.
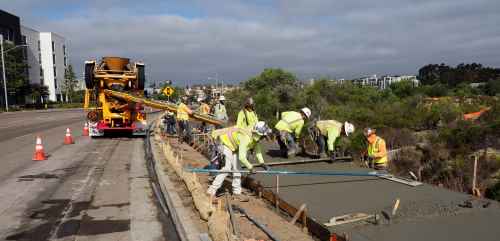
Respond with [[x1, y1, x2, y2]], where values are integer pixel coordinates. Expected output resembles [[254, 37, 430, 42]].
[[2, 0, 500, 85]]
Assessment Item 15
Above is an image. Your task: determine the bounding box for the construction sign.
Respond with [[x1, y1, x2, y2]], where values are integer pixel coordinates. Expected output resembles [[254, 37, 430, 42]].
[[163, 87, 174, 97]]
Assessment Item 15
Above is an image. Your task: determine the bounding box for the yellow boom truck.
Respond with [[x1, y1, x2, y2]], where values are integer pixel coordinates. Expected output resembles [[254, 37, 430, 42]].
[[84, 57, 147, 136], [84, 56, 224, 137]]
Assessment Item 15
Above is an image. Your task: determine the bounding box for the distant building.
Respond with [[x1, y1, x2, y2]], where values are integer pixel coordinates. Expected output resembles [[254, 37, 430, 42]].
[[352, 74, 419, 90], [0, 9, 23, 107], [21, 26, 69, 102]]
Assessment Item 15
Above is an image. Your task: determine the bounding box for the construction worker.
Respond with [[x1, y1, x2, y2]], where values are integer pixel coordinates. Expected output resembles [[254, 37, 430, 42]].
[[163, 110, 176, 135], [275, 107, 312, 158], [207, 121, 272, 201], [177, 96, 193, 143], [197, 97, 211, 133], [213, 95, 228, 125], [314, 120, 355, 158], [363, 128, 388, 170], [236, 97, 258, 130]]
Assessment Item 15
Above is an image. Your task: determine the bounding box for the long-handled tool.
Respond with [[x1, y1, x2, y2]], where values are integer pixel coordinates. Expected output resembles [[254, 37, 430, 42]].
[[232, 205, 280, 241], [186, 167, 384, 177]]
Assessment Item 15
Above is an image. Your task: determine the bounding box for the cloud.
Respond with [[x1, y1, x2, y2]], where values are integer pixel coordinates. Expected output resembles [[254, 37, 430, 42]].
[[1, 0, 500, 84]]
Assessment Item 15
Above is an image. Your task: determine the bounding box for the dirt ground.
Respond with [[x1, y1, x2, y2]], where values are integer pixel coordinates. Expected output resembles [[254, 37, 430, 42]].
[[163, 136, 315, 241]]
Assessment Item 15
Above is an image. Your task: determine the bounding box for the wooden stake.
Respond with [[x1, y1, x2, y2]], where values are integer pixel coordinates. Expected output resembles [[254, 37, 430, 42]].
[[275, 175, 280, 211], [290, 204, 307, 224], [392, 198, 400, 216], [302, 207, 308, 233], [472, 155, 478, 194]]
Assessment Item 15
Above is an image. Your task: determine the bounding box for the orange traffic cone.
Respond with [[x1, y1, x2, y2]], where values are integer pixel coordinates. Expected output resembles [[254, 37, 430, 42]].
[[64, 128, 74, 144], [33, 136, 46, 161], [82, 123, 89, 136]]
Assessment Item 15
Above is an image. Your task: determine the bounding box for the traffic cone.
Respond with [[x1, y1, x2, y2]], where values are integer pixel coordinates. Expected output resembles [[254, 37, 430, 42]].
[[33, 136, 46, 161], [64, 128, 74, 144], [82, 123, 89, 136]]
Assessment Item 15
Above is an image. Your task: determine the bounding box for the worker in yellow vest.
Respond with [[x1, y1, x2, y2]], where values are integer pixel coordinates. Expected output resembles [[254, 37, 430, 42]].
[[275, 107, 311, 158], [197, 97, 211, 133], [207, 121, 272, 201], [363, 128, 388, 170], [177, 96, 193, 143], [236, 97, 259, 129], [314, 120, 355, 158]]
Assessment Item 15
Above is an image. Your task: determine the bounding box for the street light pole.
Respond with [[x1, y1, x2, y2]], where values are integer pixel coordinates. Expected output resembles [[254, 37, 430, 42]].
[[1, 34, 8, 111]]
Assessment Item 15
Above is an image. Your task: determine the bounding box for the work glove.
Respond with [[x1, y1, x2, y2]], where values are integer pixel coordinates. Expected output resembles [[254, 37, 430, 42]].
[[261, 164, 270, 171], [248, 168, 257, 175]]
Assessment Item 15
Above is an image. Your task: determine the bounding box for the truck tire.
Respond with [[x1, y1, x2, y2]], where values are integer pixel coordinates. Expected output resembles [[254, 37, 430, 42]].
[[85, 63, 95, 89], [136, 65, 145, 90]]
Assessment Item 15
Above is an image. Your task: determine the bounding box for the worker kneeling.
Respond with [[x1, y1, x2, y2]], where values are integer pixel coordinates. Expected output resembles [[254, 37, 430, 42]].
[[314, 120, 355, 158], [207, 121, 272, 201], [363, 128, 388, 170], [275, 107, 311, 158]]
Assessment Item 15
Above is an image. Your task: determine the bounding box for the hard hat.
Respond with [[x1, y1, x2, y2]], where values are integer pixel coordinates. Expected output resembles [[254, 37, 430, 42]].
[[363, 127, 376, 137], [219, 95, 226, 101], [245, 97, 255, 108], [253, 121, 271, 136], [301, 107, 312, 119], [197, 97, 204, 102], [344, 122, 355, 136]]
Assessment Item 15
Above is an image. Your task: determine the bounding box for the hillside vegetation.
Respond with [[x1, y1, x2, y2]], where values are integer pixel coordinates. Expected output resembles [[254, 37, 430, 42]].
[[225, 65, 500, 200]]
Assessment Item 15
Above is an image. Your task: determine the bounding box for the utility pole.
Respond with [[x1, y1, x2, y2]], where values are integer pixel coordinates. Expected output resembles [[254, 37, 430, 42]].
[[1, 34, 8, 111]]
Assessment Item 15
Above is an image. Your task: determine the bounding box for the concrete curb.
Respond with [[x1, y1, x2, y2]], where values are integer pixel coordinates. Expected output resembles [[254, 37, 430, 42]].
[[150, 118, 210, 241]]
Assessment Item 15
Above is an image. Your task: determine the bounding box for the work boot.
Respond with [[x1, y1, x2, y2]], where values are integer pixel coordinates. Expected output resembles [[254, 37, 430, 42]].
[[319, 152, 328, 159], [233, 194, 249, 202]]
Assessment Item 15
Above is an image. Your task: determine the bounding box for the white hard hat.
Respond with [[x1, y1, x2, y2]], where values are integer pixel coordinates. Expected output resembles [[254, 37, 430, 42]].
[[197, 97, 203, 102], [301, 107, 312, 119], [364, 127, 376, 137], [344, 121, 355, 136], [253, 121, 272, 136], [219, 95, 226, 101]]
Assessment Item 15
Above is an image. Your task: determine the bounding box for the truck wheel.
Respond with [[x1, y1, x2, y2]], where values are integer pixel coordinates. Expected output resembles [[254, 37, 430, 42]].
[[136, 65, 145, 90], [85, 63, 95, 89]]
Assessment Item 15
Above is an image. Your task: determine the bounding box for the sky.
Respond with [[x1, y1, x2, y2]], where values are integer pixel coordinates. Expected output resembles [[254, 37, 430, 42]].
[[1, 0, 500, 85]]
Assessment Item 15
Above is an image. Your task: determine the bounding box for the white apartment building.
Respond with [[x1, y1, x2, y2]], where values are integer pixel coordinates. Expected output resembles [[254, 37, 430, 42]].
[[21, 26, 68, 102], [352, 74, 419, 90]]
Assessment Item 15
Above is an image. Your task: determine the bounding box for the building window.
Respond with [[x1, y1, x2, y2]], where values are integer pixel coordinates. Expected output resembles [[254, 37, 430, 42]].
[[53, 66, 57, 77], [55, 78, 58, 89], [52, 54, 56, 63], [40, 66, 43, 77], [37, 40, 40, 51], [22, 35, 27, 44], [38, 53, 41, 63], [63, 45, 66, 55], [52, 41, 55, 52]]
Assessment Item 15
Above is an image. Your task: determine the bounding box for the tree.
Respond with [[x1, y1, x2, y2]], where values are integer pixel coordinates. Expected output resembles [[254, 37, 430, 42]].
[[2, 41, 29, 106], [63, 64, 78, 103], [27, 83, 49, 105], [390, 80, 417, 98]]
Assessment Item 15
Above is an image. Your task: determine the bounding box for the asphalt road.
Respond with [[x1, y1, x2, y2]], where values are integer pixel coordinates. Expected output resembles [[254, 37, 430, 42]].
[[0, 109, 170, 241]]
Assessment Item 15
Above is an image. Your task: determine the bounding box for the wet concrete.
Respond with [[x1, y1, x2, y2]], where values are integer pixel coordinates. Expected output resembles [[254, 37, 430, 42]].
[[254, 141, 500, 241]]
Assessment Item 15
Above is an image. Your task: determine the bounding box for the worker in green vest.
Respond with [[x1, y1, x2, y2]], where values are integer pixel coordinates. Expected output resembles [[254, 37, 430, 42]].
[[314, 120, 355, 158], [236, 97, 259, 129], [363, 128, 388, 170], [207, 121, 272, 201], [275, 107, 312, 158]]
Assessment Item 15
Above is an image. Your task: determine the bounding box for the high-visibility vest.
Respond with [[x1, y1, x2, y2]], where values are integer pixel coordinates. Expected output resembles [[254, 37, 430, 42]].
[[177, 103, 191, 121], [236, 109, 258, 129], [368, 136, 388, 165], [199, 103, 210, 115], [316, 120, 342, 151], [275, 111, 304, 136], [212, 126, 253, 152]]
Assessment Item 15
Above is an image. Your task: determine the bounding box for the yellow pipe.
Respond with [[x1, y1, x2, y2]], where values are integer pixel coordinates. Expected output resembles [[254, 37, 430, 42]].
[[103, 89, 224, 126]]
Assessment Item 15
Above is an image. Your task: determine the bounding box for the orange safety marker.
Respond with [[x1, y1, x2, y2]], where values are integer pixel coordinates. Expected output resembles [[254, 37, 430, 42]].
[[82, 122, 89, 136], [32, 136, 47, 161], [64, 128, 75, 144]]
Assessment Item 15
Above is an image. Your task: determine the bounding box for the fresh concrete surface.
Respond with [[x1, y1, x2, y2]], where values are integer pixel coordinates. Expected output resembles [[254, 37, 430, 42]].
[[255, 142, 500, 241]]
